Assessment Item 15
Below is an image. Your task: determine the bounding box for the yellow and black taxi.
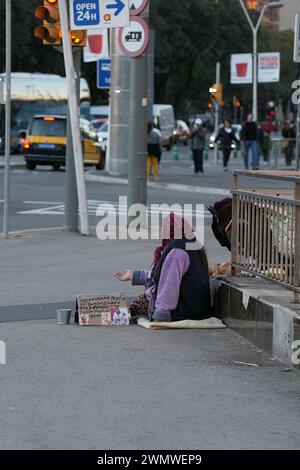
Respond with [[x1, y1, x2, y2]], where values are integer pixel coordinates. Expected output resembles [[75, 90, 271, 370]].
[[23, 115, 105, 171]]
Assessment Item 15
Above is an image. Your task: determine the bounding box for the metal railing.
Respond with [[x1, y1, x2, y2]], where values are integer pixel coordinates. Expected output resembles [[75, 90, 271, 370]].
[[231, 170, 300, 293]]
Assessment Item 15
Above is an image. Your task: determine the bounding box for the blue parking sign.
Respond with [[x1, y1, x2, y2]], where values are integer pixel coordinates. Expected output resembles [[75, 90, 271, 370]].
[[73, 0, 100, 28], [97, 59, 111, 89]]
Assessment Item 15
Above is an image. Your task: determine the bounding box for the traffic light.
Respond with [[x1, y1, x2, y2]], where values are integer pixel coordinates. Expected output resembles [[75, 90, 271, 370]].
[[233, 96, 241, 108], [209, 83, 223, 105], [34, 1, 86, 47], [246, 1, 257, 10], [34, 0, 61, 46], [70, 30, 87, 47]]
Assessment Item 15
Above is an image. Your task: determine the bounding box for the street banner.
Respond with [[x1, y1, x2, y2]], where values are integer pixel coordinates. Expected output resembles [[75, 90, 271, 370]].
[[70, 0, 130, 30], [258, 52, 280, 83], [84, 29, 109, 63], [231, 53, 252, 84]]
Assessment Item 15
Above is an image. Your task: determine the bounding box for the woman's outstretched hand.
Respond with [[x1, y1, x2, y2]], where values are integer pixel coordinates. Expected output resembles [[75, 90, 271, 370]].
[[114, 269, 132, 281]]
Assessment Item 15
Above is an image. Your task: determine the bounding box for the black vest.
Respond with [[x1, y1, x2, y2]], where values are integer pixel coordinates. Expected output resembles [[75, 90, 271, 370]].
[[153, 240, 211, 322]]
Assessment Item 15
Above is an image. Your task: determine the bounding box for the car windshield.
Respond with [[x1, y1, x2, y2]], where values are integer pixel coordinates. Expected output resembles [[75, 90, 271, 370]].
[[30, 118, 66, 137], [99, 122, 108, 133]]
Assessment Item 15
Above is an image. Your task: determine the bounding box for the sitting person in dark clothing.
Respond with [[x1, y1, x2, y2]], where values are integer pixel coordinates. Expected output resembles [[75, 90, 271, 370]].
[[114, 213, 211, 322]]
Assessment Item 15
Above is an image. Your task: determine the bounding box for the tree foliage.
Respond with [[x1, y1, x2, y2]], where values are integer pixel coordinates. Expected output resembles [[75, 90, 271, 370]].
[[0, 0, 296, 118]]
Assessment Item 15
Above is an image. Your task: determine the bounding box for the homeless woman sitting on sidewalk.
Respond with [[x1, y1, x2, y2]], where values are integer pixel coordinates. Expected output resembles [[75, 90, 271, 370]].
[[114, 213, 211, 323]]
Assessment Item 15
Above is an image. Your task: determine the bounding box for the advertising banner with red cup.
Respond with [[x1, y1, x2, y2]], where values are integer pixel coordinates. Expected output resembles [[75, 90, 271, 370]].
[[231, 53, 253, 84], [84, 29, 109, 63]]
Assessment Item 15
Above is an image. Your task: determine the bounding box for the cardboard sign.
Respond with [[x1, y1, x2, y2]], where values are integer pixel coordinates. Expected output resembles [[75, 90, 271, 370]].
[[76, 295, 129, 326]]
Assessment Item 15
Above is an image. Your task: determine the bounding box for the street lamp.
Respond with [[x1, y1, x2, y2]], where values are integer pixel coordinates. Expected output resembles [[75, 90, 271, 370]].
[[239, 1, 284, 121]]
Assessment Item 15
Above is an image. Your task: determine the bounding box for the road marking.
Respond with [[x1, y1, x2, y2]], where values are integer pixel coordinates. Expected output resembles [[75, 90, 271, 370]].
[[18, 200, 212, 218]]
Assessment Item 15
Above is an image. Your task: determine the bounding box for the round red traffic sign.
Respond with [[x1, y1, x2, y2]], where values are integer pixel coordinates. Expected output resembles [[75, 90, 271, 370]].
[[129, 0, 149, 16], [119, 16, 149, 58]]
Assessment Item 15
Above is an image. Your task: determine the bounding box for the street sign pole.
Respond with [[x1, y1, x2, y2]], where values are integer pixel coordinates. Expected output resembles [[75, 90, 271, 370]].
[[147, 30, 155, 122], [59, 0, 89, 235], [3, 0, 11, 238], [65, 48, 81, 232], [294, 16, 300, 171], [127, 4, 149, 221], [214, 62, 220, 165]]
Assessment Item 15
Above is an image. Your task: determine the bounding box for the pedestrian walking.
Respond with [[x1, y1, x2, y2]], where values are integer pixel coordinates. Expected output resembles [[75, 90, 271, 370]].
[[190, 118, 206, 174], [261, 130, 272, 167], [240, 113, 259, 170], [282, 121, 296, 167], [215, 120, 239, 171], [114, 213, 211, 322], [257, 123, 265, 162], [147, 122, 161, 179]]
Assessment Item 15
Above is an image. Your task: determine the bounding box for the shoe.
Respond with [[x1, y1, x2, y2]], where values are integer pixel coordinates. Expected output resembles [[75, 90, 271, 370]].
[[153, 176, 160, 182], [223, 167, 229, 172]]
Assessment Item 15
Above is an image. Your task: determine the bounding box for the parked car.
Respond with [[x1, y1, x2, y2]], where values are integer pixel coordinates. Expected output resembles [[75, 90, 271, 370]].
[[0, 121, 27, 154], [209, 124, 241, 150], [153, 104, 175, 151], [23, 115, 105, 171], [173, 119, 190, 145], [90, 105, 109, 130]]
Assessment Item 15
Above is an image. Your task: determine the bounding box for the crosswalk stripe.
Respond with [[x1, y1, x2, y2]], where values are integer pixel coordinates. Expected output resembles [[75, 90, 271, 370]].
[[19, 200, 212, 217]]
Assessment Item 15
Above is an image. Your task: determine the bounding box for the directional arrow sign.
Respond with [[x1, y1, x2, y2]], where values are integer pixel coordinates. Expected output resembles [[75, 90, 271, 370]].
[[70, 0, 130, 30], [107, 0, 125, 16]]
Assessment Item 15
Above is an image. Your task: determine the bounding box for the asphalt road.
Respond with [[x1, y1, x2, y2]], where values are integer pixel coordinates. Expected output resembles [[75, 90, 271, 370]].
[[0, 161, 218, 234]]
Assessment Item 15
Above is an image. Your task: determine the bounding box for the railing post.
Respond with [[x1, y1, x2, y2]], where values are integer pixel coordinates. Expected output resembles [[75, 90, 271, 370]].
[[231, 174, 239, 276], [294, 181, 300, 299]]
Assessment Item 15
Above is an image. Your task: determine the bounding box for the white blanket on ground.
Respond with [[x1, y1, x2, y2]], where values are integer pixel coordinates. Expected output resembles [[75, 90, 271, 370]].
[[137, 317, 226, 330]]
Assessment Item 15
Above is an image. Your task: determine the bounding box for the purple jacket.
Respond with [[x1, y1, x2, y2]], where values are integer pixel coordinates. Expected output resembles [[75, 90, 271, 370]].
[[132, 248, 190, 322]]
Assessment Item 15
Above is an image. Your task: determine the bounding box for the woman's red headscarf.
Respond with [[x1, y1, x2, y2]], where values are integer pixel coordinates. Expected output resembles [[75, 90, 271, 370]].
[[153, 213, 195, 268]]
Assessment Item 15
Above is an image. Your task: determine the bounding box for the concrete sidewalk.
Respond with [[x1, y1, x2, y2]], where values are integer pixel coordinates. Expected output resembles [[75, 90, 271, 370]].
[[0, 319, 299, 450], [0, 230, 299, 449]]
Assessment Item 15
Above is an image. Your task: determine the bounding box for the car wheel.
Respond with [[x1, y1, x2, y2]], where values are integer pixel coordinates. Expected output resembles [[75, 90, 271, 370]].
[[96, 157, 105, 170], [26, 161, 36, 170], [53, 163, 60, 171]]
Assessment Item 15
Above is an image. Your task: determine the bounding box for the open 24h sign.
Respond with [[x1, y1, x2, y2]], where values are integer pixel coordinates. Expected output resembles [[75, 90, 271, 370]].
[[70, 0, 130, 30]]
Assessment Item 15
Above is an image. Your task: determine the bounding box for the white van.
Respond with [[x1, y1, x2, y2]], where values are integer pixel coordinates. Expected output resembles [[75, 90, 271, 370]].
[[153, 104, 175, 150]]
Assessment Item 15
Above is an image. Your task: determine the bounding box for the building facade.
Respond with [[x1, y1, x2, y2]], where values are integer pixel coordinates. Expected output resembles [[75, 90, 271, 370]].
[[279, 0, 298, 32]]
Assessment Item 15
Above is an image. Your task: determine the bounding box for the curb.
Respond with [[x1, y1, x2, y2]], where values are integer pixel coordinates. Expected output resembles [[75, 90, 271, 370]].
[[85, 173, 231, 197], [0, 162, 26, 168]]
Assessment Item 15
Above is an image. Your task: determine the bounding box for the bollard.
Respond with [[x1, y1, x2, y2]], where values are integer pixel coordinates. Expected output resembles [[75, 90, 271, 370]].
[[173, 143, 179, 161], [203, 144, 209, 161]]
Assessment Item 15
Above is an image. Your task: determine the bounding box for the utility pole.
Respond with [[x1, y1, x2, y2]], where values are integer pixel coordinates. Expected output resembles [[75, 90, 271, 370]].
[[64, 49, 81, 232], [128, 6, 149, 218], [214, 62, 221, 165], [108, 30, 131, 175], [239, 0, 284, 121], [296, 94, 300, 171], [59, 0, 89, 235], [147, 30, 155, 122], [3, 0, 11, 238]]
